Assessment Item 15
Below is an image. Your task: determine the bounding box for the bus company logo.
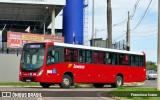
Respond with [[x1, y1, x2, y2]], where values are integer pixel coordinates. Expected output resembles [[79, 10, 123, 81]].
[[68, 64, 85, 69], [73, 64, 85, 69], [68, 64, 73, 68]]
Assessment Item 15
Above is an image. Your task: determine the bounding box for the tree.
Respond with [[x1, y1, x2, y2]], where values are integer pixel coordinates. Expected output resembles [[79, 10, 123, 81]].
[[146, 61, 157, 71]]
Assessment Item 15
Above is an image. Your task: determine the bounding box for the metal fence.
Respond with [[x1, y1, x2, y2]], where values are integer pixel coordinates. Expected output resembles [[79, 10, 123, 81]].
[[0, 48, 22, 54], [113, 40, 127, 50]]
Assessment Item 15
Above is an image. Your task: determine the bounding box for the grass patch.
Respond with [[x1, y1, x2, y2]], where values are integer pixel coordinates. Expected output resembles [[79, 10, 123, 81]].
[[74, 83, 93, 88], [0, 82, 40, 86], [107, 87, 160, 100], [74, 84, 81, 88]]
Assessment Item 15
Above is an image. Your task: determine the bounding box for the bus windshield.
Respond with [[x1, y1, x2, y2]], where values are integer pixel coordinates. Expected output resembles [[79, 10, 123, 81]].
[[21, 43, 45, 72]]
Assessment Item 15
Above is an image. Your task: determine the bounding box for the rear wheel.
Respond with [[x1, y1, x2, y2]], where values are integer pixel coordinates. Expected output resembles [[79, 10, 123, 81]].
[[111, 76, 123, 88], [59, 75, 72, 88], [93, 83, 104, 88], [40, 82, 51, 88]]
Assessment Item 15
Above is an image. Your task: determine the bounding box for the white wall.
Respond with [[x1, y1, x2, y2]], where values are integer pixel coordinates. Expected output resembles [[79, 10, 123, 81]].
[[0, 54, 21, 82]]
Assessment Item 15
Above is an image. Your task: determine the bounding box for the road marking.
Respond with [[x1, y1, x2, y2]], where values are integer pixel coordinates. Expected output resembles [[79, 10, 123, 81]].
[[97, 91, 113, 100], [37, 98, 43, 100]]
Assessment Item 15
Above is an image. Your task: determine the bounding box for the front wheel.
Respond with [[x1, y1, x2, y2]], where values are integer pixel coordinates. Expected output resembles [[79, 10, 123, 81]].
[[59, 75, 72, 88], [40, 82, 51, 88], [111, 76, 123, 88]]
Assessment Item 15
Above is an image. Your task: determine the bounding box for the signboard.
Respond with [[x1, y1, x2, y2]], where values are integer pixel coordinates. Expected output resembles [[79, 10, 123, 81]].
[[0, 0, 65, 5], [7, 31, 64, 48]]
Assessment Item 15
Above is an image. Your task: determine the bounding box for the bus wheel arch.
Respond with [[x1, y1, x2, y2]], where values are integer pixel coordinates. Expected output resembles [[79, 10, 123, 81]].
[[60, 72, 74, 88], [111, 73, 123, 88]]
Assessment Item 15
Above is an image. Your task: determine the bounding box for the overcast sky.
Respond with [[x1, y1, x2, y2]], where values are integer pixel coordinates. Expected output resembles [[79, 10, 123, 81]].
[[55, 0, 158, 63]]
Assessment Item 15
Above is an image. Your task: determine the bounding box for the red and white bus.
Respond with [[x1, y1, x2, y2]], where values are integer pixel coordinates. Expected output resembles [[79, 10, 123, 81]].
[[19, 42, 146, 88]]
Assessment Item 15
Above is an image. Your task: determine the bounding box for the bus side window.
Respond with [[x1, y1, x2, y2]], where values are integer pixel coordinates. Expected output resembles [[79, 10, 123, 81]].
[[94, 51, 98, 64], [119, 54, 129, 65], [47, 46, 58, 65], [65, 48, 78, 62], [131, 55, 137, 66], [86, 50, 92, 63], [139, 56, 144, 67], [65, 48, 71, 61], [70, 49, 78, 62], [99, 52, 105, 64], [54, 51, 59, 63], [70, 49, 74, 62], [109, 53, 118, 65], [135, 56, 142, 67], [105, 52, 111, 64], [79, 50, 86, 63], [131, 55, 144, 67], [79, 50, 83, 63], [74, 49, 78, 62]]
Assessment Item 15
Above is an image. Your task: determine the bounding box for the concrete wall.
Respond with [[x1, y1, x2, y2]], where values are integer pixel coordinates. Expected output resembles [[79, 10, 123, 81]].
[[0, 54, 21, 82]]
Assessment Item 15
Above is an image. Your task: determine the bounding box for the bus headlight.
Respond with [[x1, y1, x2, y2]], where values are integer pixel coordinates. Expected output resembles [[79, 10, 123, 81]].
[[37, 70, 44, 76], [19, 72, 22, 76]]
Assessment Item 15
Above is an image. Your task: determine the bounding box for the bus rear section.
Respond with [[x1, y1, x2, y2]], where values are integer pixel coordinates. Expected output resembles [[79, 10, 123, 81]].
[[19, 42, 146, 88]]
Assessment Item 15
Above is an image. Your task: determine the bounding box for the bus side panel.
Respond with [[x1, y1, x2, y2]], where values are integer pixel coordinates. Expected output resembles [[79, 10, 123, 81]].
[[71, 63, 94, 83], [92, 64, 116, 83], [130, 67, 146, 82], [39, 63, 146, 84]]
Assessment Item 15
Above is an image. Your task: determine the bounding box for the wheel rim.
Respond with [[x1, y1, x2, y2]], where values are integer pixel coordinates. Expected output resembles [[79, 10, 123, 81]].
[[117, 77, 122, 86], [63, 78, 70, 86]]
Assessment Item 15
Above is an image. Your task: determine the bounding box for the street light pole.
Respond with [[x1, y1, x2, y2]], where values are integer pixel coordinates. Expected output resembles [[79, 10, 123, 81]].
[[157, 0, 160, 90]]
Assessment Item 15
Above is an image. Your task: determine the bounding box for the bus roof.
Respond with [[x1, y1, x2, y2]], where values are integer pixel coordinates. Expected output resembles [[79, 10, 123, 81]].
[[53, 42, 144, 56]]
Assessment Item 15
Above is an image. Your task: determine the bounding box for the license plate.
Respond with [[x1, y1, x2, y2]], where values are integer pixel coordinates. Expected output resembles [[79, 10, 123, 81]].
[[26, 79, 31, 82]]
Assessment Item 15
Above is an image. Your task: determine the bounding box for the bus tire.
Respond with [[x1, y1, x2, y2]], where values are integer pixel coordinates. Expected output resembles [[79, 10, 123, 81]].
[[93, 83, 104, 88], [60, 75, 72, 88], [40, 82, 51, 88], [111, 76, 123, 88]]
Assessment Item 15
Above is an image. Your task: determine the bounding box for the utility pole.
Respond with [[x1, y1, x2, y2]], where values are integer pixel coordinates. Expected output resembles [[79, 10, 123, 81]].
[[126, 11, 130, 51], [107, 0, 112, 48], [91, 0, 95, 46], [157, 0, 160, 90]]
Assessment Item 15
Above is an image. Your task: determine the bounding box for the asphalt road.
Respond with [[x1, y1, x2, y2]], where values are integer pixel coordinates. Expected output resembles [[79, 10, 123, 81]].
[[0, 86, 114, 100], [141, 80, 157, 88], [0, 80, 157, 100]]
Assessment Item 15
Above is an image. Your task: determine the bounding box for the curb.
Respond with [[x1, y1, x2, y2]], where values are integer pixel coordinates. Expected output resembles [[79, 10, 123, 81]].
[[124, 82, 146, 86]]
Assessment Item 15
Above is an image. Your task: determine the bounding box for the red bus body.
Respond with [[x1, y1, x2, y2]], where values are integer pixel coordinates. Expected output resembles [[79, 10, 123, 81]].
[[19, 42, 146, 88]]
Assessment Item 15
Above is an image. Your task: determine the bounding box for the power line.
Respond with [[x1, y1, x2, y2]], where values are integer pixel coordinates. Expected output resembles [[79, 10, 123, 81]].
[[113, 33, 126, 42], [134, 29, 157, 34], [113, 0, 141, 41], [131, 29, 157, 37], [131, 0, 153, 32], [130, 0, 141, 19], [112, 18, 127, 27], [113, 0, 141, 28], [132, 33, 157, 37]]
